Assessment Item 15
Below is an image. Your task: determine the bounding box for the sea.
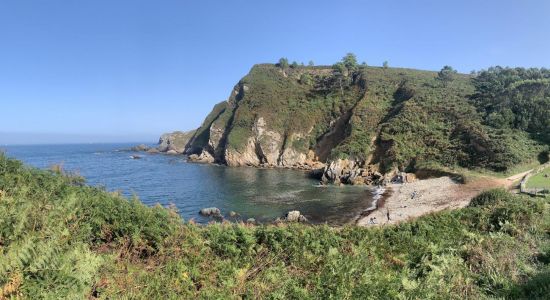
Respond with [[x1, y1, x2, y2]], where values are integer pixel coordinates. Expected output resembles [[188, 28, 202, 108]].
[[1, 143, 380, 224]]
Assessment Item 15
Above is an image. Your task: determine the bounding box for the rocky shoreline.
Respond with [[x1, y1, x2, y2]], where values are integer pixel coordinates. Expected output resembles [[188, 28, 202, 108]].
[[198, 206, 309, 225], [132, 131, 418, 187]]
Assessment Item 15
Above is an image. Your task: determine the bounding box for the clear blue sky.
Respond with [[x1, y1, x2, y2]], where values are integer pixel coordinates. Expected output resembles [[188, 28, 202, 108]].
[[1, 0, 549, 144]]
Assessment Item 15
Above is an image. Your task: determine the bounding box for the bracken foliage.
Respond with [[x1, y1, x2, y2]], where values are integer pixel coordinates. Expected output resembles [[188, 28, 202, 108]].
[[0, 154, 549, 298]]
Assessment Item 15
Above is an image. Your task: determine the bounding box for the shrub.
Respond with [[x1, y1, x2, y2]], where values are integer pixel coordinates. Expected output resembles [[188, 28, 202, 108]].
[[469, 188, 511, 207]]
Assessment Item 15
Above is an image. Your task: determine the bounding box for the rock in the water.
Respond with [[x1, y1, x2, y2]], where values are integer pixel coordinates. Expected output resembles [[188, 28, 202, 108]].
[[166, 149, 179, 155], [246, 218, 256, 224], [130, 144, 150, 152], [284, 210, 308, 222], [229, 211, 238, 217], [199, 207, 221, 217], [320, 159, 387, 186], [147, 148, 160, 154], [188, 150, 215, 163], [130, 155, 142, 159]]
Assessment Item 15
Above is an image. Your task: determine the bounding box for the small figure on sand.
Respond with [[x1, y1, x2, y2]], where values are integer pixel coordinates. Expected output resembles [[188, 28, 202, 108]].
[[411, 190, 418, 200], [386, 209, 391, 221], [369, 217, 378, 224]]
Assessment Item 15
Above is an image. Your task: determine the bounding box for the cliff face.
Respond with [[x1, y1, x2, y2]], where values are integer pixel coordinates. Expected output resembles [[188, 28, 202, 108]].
[[185, 64, 364, 170], [184, 64, 547, 184]]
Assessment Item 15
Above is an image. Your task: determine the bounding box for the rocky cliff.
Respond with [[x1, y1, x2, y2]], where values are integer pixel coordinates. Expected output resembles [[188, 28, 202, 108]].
[[183, 62, 548, 185]]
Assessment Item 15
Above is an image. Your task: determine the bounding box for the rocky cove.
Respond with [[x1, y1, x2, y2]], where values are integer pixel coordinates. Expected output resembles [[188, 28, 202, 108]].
[[146, 64, 437, 188], [128, 61, 550, 227], [125, 64, 431, 224]]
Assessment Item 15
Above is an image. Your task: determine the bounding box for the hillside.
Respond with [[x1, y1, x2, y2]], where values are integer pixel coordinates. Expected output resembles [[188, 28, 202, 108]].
[[185, 57, 550, 184], [0, 154, 548, 298]]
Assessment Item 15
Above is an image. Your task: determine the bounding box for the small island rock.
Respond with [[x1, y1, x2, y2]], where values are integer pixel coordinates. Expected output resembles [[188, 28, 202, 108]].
[[199, 207, 221, 217], [130, 144, 150, 152], [284, 210, 308, 222]]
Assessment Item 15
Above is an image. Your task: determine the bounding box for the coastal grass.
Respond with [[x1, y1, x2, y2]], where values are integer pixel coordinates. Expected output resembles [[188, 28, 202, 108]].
[[1, 154, 549, 299], [527, 166, 550, 189]]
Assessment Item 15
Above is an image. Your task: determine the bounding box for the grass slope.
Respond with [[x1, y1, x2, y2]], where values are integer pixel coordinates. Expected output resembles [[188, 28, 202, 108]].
[[527, 166, 550, 189], [0, 154, 549, 299]]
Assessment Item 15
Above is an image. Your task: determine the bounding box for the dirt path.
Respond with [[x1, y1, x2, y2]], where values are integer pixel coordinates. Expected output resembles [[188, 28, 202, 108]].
[[506, 170, 532, 183], [357, 170, 531, 227]]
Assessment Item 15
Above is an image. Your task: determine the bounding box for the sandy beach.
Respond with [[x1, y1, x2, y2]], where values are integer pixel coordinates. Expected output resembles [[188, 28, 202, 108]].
[[357, 173, 526, 226]]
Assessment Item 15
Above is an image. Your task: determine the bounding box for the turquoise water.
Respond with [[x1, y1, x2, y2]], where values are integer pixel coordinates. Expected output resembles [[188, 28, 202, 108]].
[[1, 143, 377, 224]]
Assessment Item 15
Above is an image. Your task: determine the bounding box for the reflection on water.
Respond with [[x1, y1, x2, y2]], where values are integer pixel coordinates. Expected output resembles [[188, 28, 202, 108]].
[[2, 143, 377, 224]]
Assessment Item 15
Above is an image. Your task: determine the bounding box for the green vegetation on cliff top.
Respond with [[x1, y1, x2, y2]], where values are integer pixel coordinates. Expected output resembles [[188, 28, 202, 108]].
[[187, 56, 550, 174], [1, 154, 549, 298]]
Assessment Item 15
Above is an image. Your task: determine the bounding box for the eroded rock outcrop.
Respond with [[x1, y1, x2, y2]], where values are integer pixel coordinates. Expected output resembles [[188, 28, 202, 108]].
[[320, 159, 386, 186], [224, 117, 284, 167], [188, 150, 215, 163]]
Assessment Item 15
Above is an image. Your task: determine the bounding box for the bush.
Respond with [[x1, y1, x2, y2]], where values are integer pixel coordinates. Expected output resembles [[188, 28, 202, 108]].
[[469, 188, 511, 207]]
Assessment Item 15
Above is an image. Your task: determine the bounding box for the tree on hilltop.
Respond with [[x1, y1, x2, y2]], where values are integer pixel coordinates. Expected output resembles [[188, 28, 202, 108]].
[[437, 65, 457, 86], [278, 57, 289, 69], [332, 62, 347, 95], [342, 53, 358, 71], [278, 57, 289, 76]]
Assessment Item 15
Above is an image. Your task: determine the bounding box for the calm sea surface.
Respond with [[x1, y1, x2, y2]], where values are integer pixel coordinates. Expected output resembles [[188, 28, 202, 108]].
[[1, 143, 377, 224]]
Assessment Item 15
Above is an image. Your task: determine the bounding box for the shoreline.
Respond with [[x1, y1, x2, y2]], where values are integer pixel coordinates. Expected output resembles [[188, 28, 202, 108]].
[[356, 175, 519, 226], [121, 147, 534, 226]]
